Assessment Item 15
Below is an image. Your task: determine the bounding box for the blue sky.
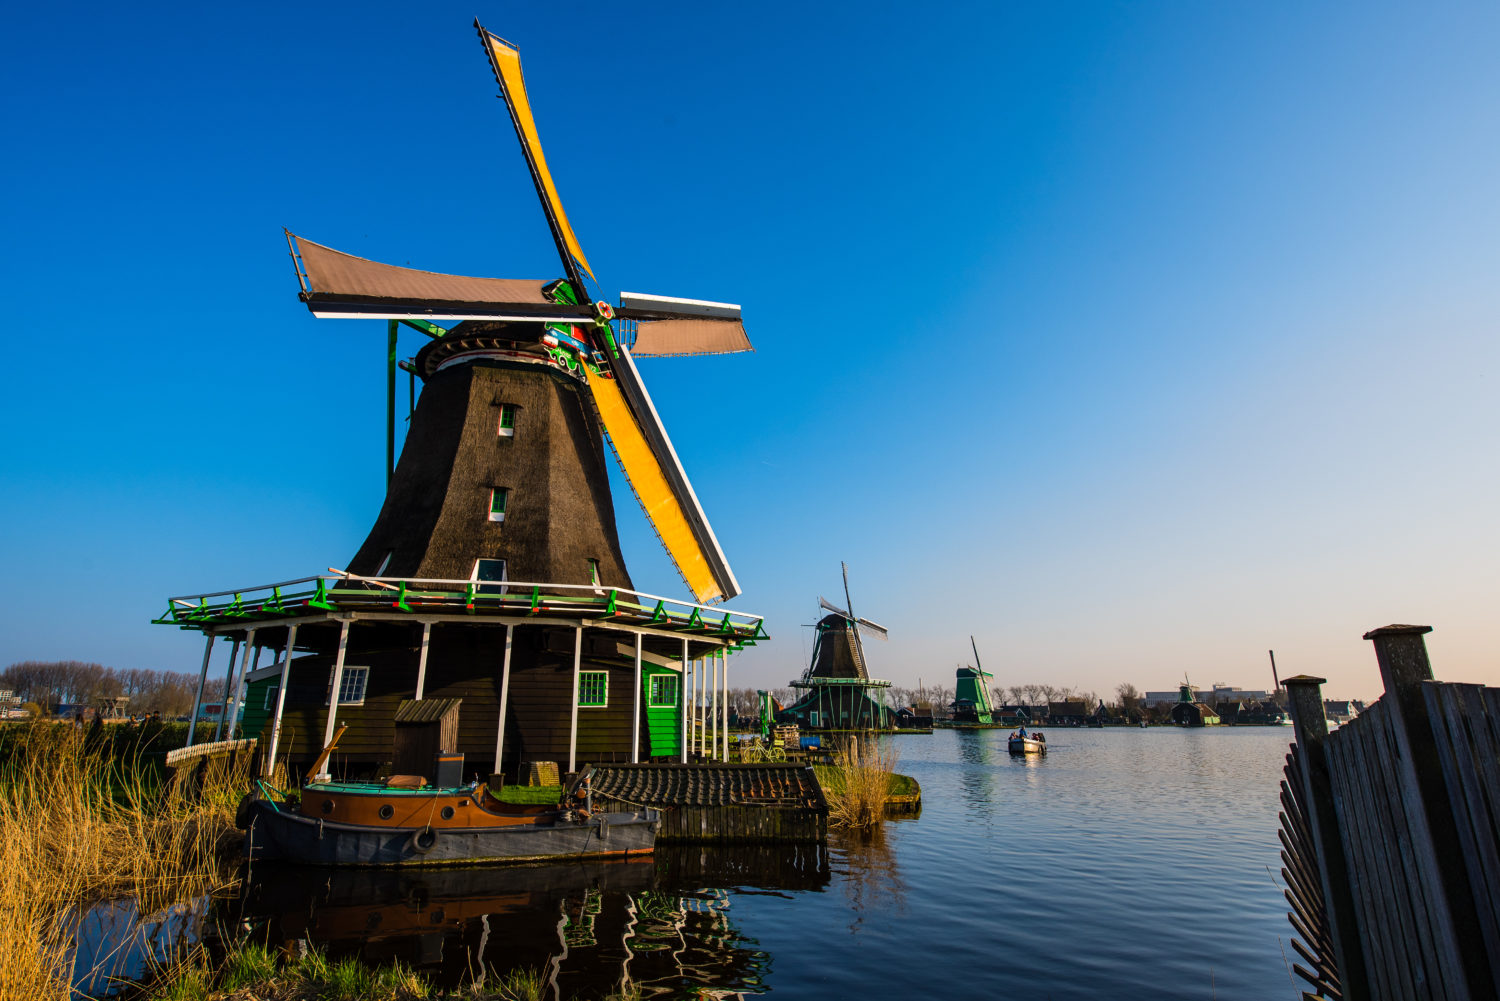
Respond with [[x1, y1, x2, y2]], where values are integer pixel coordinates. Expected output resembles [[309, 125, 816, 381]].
[[2, 2, 1496, 701]]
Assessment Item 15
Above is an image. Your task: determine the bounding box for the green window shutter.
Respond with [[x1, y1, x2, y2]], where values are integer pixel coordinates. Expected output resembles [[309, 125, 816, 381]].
[[499, 404, 517, 430]]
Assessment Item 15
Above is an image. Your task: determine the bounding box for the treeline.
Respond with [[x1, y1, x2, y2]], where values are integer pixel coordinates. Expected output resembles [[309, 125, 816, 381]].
[[1, 661, 198, 715]]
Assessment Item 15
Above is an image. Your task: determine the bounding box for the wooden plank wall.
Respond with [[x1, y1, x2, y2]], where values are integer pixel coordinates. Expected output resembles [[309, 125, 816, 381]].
[[1281, 628, 1500, 1001]]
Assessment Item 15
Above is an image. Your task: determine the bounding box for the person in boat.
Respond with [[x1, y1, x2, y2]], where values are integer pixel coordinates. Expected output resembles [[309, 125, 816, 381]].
[[1036, 732, 1045, 743]]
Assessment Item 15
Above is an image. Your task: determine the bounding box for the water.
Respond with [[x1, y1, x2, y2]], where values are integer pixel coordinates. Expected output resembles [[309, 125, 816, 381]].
[[79, 727, 1302, 998]]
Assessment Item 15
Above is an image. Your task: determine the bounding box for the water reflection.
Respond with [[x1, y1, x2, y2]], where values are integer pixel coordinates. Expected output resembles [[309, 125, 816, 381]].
[[68, 895, 209, 997], [238, 845, 831, 1000]]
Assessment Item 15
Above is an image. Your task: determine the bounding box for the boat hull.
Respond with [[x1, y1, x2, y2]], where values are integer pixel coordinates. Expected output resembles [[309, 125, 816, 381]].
[[1008, 737, 1046, 754], [246, 801, 657, 867]]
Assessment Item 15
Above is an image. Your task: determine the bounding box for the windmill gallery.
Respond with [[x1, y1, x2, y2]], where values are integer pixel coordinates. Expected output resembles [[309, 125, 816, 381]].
[[151, 23, 902, 863]]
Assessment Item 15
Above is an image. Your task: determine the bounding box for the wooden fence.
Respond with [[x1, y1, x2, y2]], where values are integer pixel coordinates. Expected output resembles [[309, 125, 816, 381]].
[[1280, 625, 1500, 1001]]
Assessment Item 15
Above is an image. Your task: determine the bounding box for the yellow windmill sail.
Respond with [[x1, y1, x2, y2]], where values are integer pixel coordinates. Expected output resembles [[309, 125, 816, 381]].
[[478, 26, 595, 281]]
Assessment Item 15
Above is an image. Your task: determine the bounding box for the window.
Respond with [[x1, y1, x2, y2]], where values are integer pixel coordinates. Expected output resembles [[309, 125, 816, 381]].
[[263, 685, 279, 710], [489, 488, 509, 522], [588, 558, 602, 594], [473, 558, 507, 595], [578, 671, 608, 707], [497, 404, 518, 437], [375, 550, 394, 576], [648, 674, 678, 708], [332, 666, 368, 705]]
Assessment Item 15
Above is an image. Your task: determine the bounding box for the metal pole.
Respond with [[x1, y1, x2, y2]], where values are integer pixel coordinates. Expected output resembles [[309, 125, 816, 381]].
[[214, 637, 242, 742], [415, 622, 432, 700], [680, 638, 689, 764], [568, 625, 582, 773], [632, 632, 642, 763], [225, 628, 257, 738], [493, 624, 513, 775], [386, 320, 398, 489], [264, 624, 297, 778], [317, 620, 351, 780], [186, 634, 215, 748]]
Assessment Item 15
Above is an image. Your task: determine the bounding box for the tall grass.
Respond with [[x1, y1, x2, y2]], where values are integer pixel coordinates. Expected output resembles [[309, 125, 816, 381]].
[[821, 738, 899, 829], [0, 721, 247, 1001]]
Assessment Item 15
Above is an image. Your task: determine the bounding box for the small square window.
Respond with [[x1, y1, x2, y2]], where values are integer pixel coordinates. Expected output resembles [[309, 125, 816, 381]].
[[489, 488, 509, 522], [648, 674, 678, 708], [263, 685, 279, 710], [588, 558, 602, 594], [473, 558, 507, 595], [333, 666, 368, 705], [498, 404, 518, 437], [578, 671, 608, 707], [375, 550, 394, 576]]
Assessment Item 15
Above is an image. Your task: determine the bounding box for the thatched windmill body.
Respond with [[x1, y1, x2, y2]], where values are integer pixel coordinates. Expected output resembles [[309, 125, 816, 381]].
[[156, 23, 766, 782], [783, 564, 893, 731]]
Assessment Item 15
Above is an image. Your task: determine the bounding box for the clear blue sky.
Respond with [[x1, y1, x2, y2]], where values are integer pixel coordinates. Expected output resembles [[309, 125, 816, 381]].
[[3, 2, 1497, 701]]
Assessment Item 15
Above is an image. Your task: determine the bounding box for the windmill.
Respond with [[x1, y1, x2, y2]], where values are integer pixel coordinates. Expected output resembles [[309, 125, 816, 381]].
[[283, 21, 751, 604], [787, 564, 893, 731], [156, 23, 767, 782], [951, 635, 995, 724]]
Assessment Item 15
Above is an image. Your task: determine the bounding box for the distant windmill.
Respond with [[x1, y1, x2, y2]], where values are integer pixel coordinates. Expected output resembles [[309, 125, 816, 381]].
[[817, 562, 888, 678], [788, 563, 893, 731]]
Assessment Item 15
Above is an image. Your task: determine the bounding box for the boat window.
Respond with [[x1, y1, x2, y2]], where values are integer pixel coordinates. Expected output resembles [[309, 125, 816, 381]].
[[335, 666, 368, 705], [489, 488, 509, 522], [578, 671, 608, 707], [498, 403, 518, 437], [649, 674, 678, 708]]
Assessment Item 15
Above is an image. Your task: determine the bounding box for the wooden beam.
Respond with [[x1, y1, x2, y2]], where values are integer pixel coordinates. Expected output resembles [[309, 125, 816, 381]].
[[214, 638, 243, 742], [186, 634, 215, 749], [225, 629, 257, 738], [264, 623, 297, 778], [494, 624, 513, 776], [679, 637, 689, 764], [632, 632, 642, 764], [415, 621, 432, 700], [316, 620, 351, 781], [568, 624, 582, 773]]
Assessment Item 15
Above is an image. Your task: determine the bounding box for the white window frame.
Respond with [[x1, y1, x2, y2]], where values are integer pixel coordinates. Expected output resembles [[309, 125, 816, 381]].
[[578, 670, 608, 708], [374, 550, 394, 576], [497, 403, 518, 437], [588, 557, 603, 595], [472, 558, 508, 595], [489, 487, 509, 523], [648, 674, 678, 708], [262, 684, 279, 710], [330, 666, 368, 706]]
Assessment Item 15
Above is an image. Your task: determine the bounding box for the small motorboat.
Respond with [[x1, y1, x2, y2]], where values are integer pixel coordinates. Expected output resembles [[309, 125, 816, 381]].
[[238, 731, 656, 867], [1007, 730, 1047, 755]]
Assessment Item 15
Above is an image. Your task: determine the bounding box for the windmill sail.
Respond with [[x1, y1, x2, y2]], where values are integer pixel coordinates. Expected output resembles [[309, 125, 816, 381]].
[[586, 348, 740, 603], [817, 596, 887, 639], [477, 25, 595, 286]]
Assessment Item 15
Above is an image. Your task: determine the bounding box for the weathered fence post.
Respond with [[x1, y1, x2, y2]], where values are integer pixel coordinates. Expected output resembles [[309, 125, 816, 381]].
[[1284, 673, 1368, 999], [1365, 624, 1495, 999]]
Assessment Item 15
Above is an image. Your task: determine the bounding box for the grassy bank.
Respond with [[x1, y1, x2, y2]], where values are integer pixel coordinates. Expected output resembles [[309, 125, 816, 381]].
[[0, 721, 246, 1001], [814, 740, 901, 828]]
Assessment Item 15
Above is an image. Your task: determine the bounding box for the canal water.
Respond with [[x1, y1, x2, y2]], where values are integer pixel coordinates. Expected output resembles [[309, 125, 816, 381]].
[[214, 727, 1300, 1000]]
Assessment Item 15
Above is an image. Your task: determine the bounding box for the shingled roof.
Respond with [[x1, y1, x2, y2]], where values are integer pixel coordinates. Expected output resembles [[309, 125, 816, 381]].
[[589, 763, 827, 812]]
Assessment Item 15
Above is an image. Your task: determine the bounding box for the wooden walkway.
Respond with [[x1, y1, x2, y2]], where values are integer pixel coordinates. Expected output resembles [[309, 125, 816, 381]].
[[1280, 625, 1500, 1001]]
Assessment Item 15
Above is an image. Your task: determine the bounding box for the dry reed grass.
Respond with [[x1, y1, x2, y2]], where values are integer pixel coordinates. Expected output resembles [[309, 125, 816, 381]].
[[0, 721, 247, 1001], [822, 738, 899, 829]]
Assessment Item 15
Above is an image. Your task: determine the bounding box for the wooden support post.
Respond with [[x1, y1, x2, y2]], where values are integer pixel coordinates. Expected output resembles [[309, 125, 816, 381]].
[[317, 620, 351, 781], [722, 649, 730, 760], [214, 637, 242, 742], [1365, 624, 1493, 997], [1284, 673, 1369, 1000], [493, 624, 513, 775], [386, 320, 398, 490], [186, 634, 215, 748], [264, 624, 297, 778], [415, 622, 432, 700], [711, 651, 720, 760], [680, 638, 689, 764], [568, 625, 582, 774], [225, 628, 256, 738], [632, 632, 642, 764]]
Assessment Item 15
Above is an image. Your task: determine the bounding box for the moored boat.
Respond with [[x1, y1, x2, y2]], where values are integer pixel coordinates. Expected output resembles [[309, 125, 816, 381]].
[[239, 765, 657, 867]]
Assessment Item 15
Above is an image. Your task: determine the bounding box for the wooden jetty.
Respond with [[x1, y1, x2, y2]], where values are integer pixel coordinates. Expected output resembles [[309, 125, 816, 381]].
[[590, 763, 828, 843], [1279, 624, 1500, 1000]]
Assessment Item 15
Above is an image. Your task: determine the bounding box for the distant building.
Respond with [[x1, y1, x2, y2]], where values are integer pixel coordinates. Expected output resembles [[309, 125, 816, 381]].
[[1167, 682, 1221, 726], [1146, 682, 1269, 706], [1323, 699, 1364, 725], [1048, 700, 1089, 725]]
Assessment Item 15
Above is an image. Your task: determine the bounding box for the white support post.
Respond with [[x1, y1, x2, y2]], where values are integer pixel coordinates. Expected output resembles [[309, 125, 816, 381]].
[[317, 620, 351, 780], [414, 622, 431, 700], [568, 625, 583, 774], [679, 638, 689, 764], [214, 638, 242, 742], [722, 649, 730, 760], [493, 624, 513, 776], [264, 624, 297, 778], [711, 651, 720, 760], [186, 634, 215, 748], [225, 628, 256, 738], [632, 632, 642, 764]]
